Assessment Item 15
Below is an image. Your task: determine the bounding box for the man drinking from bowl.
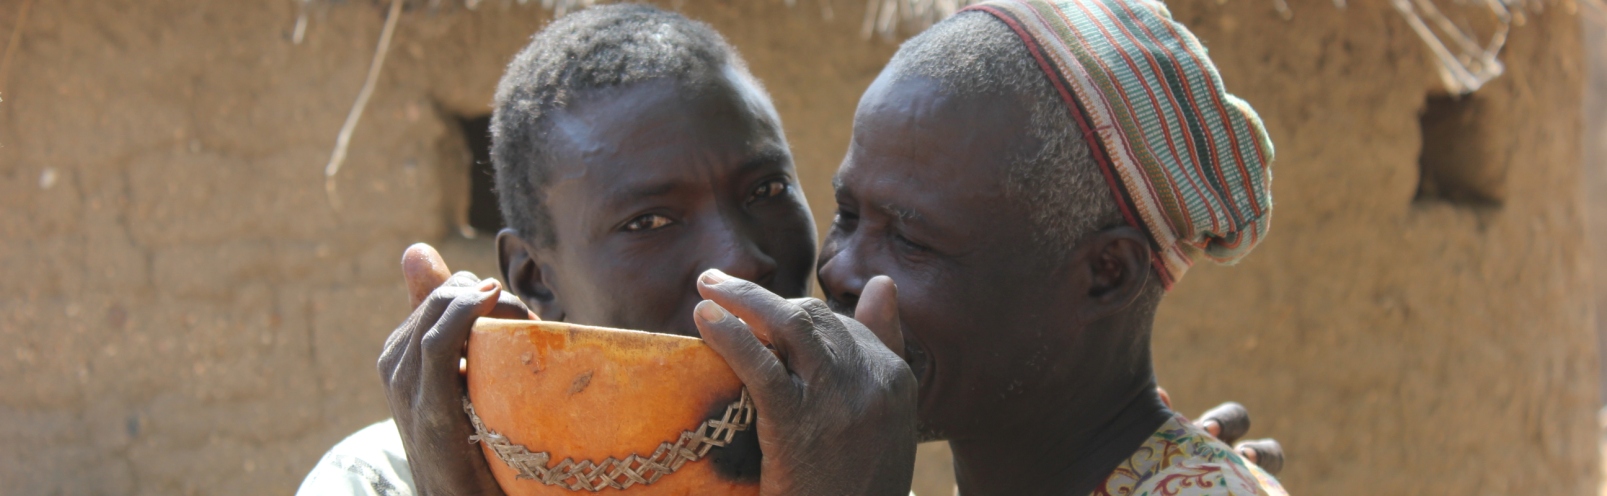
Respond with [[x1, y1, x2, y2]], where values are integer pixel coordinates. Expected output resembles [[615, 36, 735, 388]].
[[298, 3, 1283, 495]]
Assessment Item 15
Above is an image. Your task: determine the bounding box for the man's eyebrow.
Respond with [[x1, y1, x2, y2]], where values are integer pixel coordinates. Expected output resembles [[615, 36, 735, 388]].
[[588, 174, 682, 216], [877, 203, 924, 224], [832, 174, 857, 203], [739, 148, 792, 172], [604, 148, 792, 211], [619, 179, 680, 200], [831, 175, 926, 226]]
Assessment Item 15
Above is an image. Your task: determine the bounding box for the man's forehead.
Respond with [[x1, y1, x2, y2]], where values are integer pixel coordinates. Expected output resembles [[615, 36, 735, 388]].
[[549, 65, 774, 133], [834, 83, 1035, 244], [604, 146, 791, 191], [834, 155, 1011, 247], [553, 85, 775, 146], [542, 78, 788, 180], [845, 81, 1027, 185], [858, 79, 1032, 156]]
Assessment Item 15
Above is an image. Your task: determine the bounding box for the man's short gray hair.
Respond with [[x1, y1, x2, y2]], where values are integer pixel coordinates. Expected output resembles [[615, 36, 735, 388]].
[[886, 11, 1123, 254]]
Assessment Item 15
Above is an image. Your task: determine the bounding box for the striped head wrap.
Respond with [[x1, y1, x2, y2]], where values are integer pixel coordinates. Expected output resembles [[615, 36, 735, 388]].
[[964, 0, 1274, 288]]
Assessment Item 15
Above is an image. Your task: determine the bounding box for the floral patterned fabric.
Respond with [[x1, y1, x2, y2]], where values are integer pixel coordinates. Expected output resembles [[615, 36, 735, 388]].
[[1093, 415, 1288, 496]]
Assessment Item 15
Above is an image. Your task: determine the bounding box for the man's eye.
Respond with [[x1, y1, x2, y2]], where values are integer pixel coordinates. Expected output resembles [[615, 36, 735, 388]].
[[893, 233, 929, 253], [623, 214, 675, 232], [831, 209, 858, 230], [750, 179, 788, 201]]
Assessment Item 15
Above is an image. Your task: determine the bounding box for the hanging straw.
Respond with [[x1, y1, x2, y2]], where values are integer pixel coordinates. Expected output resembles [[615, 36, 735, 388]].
[[324, 0, 405, 210], [1390, 0, 1511, 95]]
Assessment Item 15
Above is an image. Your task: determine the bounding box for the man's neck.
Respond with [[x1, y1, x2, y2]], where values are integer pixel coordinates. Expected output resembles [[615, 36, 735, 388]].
[[947, 365, 1171, 496]]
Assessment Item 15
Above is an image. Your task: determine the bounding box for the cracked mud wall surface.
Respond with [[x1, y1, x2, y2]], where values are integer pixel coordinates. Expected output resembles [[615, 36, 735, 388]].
[[0, 0, 1598, 495]]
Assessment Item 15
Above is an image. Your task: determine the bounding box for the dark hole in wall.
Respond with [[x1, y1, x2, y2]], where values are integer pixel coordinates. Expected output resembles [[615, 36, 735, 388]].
[[1415, 94, 1505, 207], [457, 114, 505, 236]]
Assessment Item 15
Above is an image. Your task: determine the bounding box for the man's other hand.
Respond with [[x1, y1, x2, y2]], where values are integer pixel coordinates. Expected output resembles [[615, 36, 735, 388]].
[[378, 243, 531, 496], [694, 270, 918, 496]]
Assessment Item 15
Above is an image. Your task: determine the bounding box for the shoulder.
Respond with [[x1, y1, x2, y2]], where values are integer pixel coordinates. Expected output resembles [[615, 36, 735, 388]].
[[295, 419, 417, 496], [1125, 458, 1287, 496], [1095, 415, 1288, 496]]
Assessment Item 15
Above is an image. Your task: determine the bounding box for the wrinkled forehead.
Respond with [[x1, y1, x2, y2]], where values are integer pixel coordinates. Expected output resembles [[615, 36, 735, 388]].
[[841, 72, 1034, 191]]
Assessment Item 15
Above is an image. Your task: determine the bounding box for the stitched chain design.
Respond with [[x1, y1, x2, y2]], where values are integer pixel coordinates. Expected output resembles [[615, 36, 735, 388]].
[[464, 389, 755, 492]]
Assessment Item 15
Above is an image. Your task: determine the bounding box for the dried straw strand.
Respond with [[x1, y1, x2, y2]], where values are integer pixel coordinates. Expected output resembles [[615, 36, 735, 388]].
[[0, 0, 35, 97], [1391, 0, 1510, 94], [324, 0, 405, 210]]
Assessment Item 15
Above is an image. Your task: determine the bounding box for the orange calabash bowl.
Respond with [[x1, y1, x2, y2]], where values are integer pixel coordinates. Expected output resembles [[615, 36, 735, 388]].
[[465, 318, 761, 495]]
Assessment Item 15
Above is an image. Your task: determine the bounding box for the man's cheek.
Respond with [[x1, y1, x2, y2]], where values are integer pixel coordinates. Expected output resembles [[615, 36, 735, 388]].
[[631, 290, 700, 336], [900, 292, 973, 348]]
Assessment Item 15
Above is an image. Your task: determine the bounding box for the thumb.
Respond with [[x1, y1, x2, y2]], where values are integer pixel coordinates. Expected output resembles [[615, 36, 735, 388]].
[[402, 243, 453, 309], [854, 275, 905, 360]]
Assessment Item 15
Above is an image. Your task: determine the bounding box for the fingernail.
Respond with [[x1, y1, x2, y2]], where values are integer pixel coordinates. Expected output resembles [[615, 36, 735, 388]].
[[479, 279, 498, 292], [700, 269, 731, 285], [1239, 447, 1258, 463], [1203, 420, 1220, 436], [696, 301, 729, 323]]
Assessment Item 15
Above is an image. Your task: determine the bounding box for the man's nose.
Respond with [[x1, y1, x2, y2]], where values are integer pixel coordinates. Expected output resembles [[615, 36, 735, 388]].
[[817, 241, 867, 310]]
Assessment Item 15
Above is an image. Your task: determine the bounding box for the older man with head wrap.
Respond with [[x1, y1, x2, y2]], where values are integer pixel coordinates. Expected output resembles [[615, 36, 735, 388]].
[[691, 0, 1286, 494]]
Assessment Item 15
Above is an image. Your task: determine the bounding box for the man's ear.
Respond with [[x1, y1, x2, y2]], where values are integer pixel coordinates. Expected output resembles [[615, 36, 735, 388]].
[[497, 228, 565, 321], [1071, 226, 1152, 320]]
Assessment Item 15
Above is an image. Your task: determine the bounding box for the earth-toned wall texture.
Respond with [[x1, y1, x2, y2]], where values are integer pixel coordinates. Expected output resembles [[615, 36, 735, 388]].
[[1579, 17, 1606, 496], [0, 0, 1598, 495], [1586, 10, 1607, 413], [1152, 3, 1600, 495]]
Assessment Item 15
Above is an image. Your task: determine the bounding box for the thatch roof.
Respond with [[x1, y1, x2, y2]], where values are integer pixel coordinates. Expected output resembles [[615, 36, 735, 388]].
[[288, 0, 1596, 202], [844, 0, 1599, 94], [295, 0, 1604, 95]]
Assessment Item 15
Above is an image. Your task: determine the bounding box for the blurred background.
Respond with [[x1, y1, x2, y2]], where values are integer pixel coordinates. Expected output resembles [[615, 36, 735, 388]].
[[0, 0, 1604, 494]]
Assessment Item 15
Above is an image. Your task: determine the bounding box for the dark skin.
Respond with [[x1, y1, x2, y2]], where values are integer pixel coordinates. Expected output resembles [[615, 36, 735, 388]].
[[695, 71, 1267, 495], [379, 67, 915, 495], [824, 71, 1169, 495], [496, 68, 816, 336], [379, 67, 1279, 495], [502, 70, 919, 494]]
